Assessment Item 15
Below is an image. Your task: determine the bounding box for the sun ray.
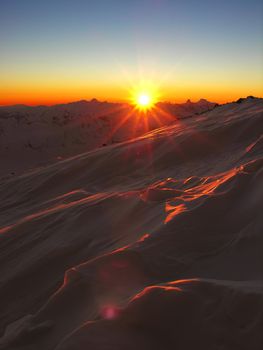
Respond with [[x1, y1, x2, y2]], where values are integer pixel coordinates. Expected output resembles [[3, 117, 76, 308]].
[[105, 106, 137, 143]]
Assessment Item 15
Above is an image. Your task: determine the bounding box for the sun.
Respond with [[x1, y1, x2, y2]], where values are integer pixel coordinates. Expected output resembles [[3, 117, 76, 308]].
[[128, 79, 160, 111], [138, 94, 151, 107], [133, 91, 156, 111]]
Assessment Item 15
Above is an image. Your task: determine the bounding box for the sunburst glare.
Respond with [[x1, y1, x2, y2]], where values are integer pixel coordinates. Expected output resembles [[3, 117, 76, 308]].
[[130, 81, 159, 111]]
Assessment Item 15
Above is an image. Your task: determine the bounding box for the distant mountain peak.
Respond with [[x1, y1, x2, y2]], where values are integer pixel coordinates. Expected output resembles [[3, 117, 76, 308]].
[[90, 98, 99, 103], [236, 96, 257, 104]]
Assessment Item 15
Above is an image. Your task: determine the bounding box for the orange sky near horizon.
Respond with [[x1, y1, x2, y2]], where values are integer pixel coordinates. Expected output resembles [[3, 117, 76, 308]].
[[1, 80, 262, 106]]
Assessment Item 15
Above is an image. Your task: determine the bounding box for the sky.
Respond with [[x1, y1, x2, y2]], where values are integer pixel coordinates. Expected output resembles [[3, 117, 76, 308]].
[[1, 0, 263, 105]]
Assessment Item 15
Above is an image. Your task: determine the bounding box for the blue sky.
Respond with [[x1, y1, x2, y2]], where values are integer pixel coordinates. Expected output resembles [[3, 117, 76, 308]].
[[1, 0, 263, 104]]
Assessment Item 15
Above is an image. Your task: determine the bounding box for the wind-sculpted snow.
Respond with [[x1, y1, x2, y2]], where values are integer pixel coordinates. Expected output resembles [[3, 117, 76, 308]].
[[55, 279, 263, 350], [0, 97, 262, 349]]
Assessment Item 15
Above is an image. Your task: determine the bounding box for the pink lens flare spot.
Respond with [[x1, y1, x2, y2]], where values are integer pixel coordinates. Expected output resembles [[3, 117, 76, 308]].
[[101, 305, 120, 320]]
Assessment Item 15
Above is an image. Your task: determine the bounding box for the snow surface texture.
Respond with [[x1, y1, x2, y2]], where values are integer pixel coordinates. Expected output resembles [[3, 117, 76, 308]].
[[0, 97, 262, 349]]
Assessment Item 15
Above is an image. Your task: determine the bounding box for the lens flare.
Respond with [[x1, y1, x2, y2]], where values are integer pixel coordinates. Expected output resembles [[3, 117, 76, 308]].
[[101, 305, 120, 320]]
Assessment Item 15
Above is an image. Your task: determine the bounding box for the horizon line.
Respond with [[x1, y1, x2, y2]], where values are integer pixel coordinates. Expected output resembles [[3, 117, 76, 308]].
[[1, 95, 261, 108]]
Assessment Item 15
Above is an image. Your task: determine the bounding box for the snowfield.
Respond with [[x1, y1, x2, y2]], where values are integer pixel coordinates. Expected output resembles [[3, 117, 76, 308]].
[[0, 97, 262, 350]]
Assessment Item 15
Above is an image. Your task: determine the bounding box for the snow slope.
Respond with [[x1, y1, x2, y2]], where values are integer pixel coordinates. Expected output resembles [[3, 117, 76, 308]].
[[0, 99, 216, 177], [0, 97, 262, 349]]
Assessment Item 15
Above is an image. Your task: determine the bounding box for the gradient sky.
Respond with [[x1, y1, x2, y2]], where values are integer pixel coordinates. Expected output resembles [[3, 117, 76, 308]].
[[1, 0, 263, 105]]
